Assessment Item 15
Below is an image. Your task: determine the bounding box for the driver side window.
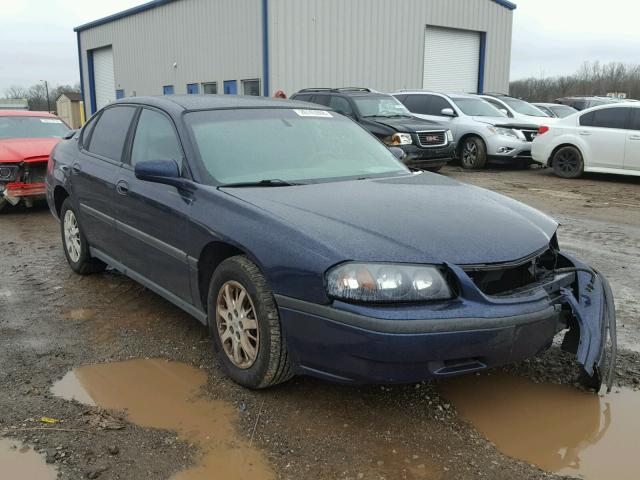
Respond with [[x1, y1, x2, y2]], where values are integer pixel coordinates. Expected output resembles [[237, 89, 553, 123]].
[[130, 109, 183, 170]]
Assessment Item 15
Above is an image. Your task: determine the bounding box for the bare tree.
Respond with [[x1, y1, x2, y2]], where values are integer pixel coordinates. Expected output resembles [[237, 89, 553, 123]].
[[509, 61, 640, 101], [4, 85, 28, 99]]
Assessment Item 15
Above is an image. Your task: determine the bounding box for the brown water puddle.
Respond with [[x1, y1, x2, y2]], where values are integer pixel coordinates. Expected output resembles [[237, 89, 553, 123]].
[[440, 373, 640, 480], [52, 359, 275, 480], [0, 438, 58, 480]]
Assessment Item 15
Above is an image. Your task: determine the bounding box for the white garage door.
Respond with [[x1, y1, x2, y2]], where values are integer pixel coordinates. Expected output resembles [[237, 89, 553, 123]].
[[93, 47, 116, 110], [423, 27, 480, 93]]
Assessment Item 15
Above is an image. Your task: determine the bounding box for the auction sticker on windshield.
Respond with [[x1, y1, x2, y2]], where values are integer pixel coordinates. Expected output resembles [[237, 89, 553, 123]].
[[40, 119, 63, 123], [293, 109, 333, 118]]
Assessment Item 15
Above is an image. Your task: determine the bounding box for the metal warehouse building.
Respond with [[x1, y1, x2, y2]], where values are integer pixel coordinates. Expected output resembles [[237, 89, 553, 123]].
[[75, 0, 516, 117]]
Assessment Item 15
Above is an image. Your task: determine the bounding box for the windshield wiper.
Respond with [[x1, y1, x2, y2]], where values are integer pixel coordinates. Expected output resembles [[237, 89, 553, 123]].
[[219, 179, 303, 188]]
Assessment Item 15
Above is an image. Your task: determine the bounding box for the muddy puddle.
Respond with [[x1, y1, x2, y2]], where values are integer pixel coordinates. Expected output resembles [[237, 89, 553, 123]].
[[52, 358, 274, 480], [0, 438, 58, 480], [440, 372, 640, 480]]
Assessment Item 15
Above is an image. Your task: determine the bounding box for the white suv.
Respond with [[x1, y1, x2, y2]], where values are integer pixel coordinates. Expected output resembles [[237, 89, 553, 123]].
[[479, 94, 554, 125], [393, 91, 539, 169], [532, 103, 640, 178]]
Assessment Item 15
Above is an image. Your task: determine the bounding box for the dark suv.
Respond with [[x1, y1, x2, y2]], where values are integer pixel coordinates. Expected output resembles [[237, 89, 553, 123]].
[[290, 88, 455, 171]]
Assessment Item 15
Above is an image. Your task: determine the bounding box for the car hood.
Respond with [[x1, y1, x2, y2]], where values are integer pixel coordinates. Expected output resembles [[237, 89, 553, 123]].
[[361, 116, 446, 133], [221, 173, 558, 265], [0, 138, 60, 163]]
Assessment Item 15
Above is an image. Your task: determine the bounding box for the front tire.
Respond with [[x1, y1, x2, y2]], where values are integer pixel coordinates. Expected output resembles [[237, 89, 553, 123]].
[[460, 137, 487, 169], [59, 199, 106, 275], [207, 255, 293, 389], [552, 146, 584, 179]]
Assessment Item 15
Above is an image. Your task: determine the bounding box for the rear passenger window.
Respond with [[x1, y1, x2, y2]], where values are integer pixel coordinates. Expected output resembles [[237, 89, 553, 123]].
[[402, 95, 431, 115], [312, 95, 331, 107], [130, 109, 183, 170], [293, 94, 312, 102], [329, 97, 354, 116], [88, 106, 136, 161], [580, 107, 630, 129]]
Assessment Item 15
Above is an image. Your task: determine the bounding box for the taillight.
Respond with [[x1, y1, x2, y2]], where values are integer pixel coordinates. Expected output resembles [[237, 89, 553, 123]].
[[538, 126, 549, 135]]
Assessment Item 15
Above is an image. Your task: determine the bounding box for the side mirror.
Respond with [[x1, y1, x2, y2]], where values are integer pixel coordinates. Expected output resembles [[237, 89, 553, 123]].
[[388, 147, 406, 161], [440, 108, 456, 117], [134, 159, 188, 189], [62, 129, 78, 140]]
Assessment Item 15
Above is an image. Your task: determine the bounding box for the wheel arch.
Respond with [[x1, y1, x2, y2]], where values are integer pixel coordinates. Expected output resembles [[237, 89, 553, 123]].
[[548, 142, 584, 167], [456, 133, 487, 158], [53, 185, 70, 218], [196, 240, 265, 314]]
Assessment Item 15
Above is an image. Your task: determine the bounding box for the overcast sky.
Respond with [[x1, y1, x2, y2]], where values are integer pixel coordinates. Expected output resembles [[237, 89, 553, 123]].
[[1, 0, 640, 93]]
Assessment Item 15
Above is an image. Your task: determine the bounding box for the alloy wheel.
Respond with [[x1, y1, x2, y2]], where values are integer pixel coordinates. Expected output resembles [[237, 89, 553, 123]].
[[63, 210, 81, 263], [556, 149, 580, 174], [215, 281, 259, 369], [462, 141, 478, 167]]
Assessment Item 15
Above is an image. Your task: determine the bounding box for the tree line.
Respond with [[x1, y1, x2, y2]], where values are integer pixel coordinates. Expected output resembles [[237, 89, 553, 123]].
[[509, 61, 640, 102], [3, 82, 80, 112]]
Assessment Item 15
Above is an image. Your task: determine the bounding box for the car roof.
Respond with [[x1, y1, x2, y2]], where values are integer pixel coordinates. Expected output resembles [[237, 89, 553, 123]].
[[578, 102, 640, 113], [0, 110, 58, 117], [293, 88, 389, 98], [392, 91, 480, 100], [113, 95, 324, 112]]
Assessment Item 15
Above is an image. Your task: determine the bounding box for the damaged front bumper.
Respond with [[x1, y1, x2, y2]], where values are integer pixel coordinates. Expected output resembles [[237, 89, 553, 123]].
[[275, 251, 616, 389], [0, 161, 47, 207]]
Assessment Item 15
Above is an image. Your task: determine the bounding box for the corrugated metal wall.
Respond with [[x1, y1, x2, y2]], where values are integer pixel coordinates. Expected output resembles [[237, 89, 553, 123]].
[[268, 0, 513, 95], [79, 0, 263, 116]]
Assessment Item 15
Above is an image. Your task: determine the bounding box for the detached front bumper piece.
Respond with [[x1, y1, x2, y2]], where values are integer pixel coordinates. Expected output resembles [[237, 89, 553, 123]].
[[275, 252, 616, 390]]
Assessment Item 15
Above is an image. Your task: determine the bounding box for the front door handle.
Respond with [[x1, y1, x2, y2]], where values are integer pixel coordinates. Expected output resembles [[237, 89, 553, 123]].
[[579, 130, 592, 136], [629, 135, 640, 141], [71, 163, 82, 174], [116, 180, 130, 195]]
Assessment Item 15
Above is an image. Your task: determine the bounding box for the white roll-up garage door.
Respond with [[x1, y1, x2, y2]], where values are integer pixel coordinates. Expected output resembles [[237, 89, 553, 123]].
[[423, 26, 480, 93], [92, 47, 116, 110]]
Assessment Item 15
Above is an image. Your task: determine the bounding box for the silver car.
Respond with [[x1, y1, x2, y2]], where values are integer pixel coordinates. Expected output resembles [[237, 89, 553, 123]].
[[393, 91, 539, 169]]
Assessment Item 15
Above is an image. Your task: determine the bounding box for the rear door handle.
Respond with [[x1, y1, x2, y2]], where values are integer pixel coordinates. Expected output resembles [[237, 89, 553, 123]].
[[116, 180, 129, 195], [579, 130, 592, 136], [629, 135, 640, 141], [71, 163, 82, 174]]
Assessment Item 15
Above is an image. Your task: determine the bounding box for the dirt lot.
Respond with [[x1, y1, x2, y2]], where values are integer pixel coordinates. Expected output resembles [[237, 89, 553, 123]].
[[1, 164, 639, 480]]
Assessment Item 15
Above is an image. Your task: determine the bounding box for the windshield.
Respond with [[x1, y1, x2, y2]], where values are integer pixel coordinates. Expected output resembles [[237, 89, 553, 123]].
[[500, 97, 550, 117], [185, 108, 410, 185], [352, 96, 413, 118], [0, 116, 69, 139], [452, 98, 506, 117]]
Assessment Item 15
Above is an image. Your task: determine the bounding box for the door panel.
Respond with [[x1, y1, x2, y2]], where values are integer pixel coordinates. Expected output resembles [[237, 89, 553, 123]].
[[73, 106, 136, 254], [624, 109, 640, 171], [114, 107, 192, 302], [579, 107, 630, 169]]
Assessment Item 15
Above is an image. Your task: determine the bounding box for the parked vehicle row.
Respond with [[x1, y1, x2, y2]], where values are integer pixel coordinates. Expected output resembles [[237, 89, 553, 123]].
[[45, 94, 616, 390]]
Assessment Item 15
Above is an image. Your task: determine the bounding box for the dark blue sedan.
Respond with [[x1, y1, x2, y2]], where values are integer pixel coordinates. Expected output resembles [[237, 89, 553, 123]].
[[46, 95, 616, 389]]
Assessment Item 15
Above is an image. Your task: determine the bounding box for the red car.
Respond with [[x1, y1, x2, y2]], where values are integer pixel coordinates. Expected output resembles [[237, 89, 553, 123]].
[[0, 110, 70, 211]]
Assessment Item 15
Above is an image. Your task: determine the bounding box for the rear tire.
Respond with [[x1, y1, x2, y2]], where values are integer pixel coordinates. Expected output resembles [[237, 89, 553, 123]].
[[552, 146, 584, 179], [207, 255, 293, 389], [60, 199, 106, 275], [460, 137, 487, 169]]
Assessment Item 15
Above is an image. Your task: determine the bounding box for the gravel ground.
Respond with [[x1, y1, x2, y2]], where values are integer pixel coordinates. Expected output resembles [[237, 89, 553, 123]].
[[1, 164, 639, 480]]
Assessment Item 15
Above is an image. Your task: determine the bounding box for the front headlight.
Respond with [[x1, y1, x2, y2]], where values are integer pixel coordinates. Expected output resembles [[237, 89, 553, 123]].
[[326, 262, 453, 303], [384, 133, 413, 146], [446, 130, 454, 142], [486, 126, 519, 139]]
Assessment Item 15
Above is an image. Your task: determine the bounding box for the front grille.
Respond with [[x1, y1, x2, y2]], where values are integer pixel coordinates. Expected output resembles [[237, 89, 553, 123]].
[[520, 129, 538, 142], [463, 248, 558, 296], [416, 131, 447, 147]]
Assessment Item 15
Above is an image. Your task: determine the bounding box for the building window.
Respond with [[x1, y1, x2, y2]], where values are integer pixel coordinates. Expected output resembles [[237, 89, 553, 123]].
[[242, 79, 260, 96], [115, 89, 125, 99], [163, 85, 174, 95], [223, 80, 237, 95], [187, 83, 199, 94], [202, 82, 217, 94]]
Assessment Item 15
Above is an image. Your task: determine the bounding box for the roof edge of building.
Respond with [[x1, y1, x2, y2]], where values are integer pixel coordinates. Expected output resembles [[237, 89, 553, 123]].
[[491, 0, 517, 10], [75, 0, 515, 33], [74, 0, 178, 32]]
